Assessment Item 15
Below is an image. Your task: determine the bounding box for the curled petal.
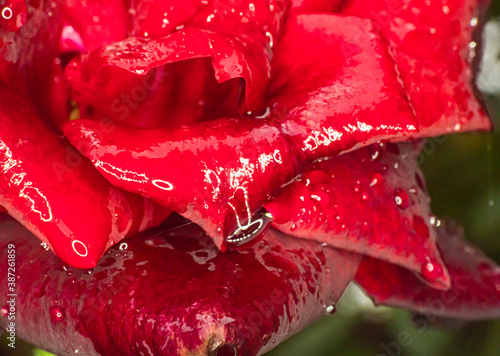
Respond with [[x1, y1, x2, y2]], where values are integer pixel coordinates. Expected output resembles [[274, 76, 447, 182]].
[[356, 221, 500, 320], [265, 142, 450, 289], [63, 117, 303, 249], [0, 215, 360, 355], [65, 29, 266, 128], [0, 86, 169, 268]]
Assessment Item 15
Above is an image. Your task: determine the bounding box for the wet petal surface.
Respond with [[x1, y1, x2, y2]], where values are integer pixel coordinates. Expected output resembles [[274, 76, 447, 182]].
[[0, 214, 360, 355], [342, 0, 492, 136], [0, 86, 169, 268], [265, 142, 450, 289], [356, 220, 500, 320]]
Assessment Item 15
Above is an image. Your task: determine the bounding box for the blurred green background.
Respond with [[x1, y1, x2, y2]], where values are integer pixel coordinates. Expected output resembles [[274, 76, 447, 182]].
[[2, 4, 500, 356]]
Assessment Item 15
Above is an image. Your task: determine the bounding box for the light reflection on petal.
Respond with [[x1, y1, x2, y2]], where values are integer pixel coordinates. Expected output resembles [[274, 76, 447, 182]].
[[19, 184, 53, 222]]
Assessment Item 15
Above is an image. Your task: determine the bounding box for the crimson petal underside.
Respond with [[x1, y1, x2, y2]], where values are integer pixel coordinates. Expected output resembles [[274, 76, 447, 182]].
[[0, 214, 361, 355], [356, 221, 500, 320]]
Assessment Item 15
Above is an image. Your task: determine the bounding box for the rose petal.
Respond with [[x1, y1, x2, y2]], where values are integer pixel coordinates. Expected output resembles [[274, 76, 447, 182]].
[[59, 0, 128, 53], [289, 0, 343, 14], [265, 142, 450, 289], [341, 0, 492, 136], [187, 0, 287, 46], [129, 0, 210, 38], [267, 14, 418, 158], [356, 220, 500, 320], [65, 29, 264, 128], [63, 117, 303, 250], [0, 0, 27, 32], [0, 215, 360, 355], [67, 0, 288, 129], [1, 1, 64, 123], [63, 14, 422, 250], [0, 85, 169, 268]]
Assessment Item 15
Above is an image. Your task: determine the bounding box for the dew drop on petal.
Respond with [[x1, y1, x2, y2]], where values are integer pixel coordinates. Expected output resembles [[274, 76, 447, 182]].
[[265, 31, 274, 48], [368, 145, 382, 161], [51, 306, 65, 322], [421, 259, 442, 281], [369, 173, 383, 187], [394, 188, 409, 209], [1, 1, 27, 32], [324, 303, 337, 315], [310, 191, 330, 208]]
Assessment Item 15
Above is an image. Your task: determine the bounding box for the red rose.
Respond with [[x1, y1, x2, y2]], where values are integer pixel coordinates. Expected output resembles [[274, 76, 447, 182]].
[[0, 0, 498, 355]]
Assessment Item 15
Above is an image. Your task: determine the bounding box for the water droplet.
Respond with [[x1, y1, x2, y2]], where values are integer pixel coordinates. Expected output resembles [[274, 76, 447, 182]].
[[394, 189, 409, 209], [41, 242, 50, 251], [310, 192, 330, 208], [1, 305, 8, 316], [324, 303, 336, 315], [478, 262, 492, 272], [368, 145, 382, 161], [265, 31, 274, 48], [1, 1, 27, 32], [226, 209, 274, 248], [119, 242, 128, 251], [470, 17, 478, 27], [421, 259, 442, 281], [51, 306, 65, 322], [369, 173, 383, 187]]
